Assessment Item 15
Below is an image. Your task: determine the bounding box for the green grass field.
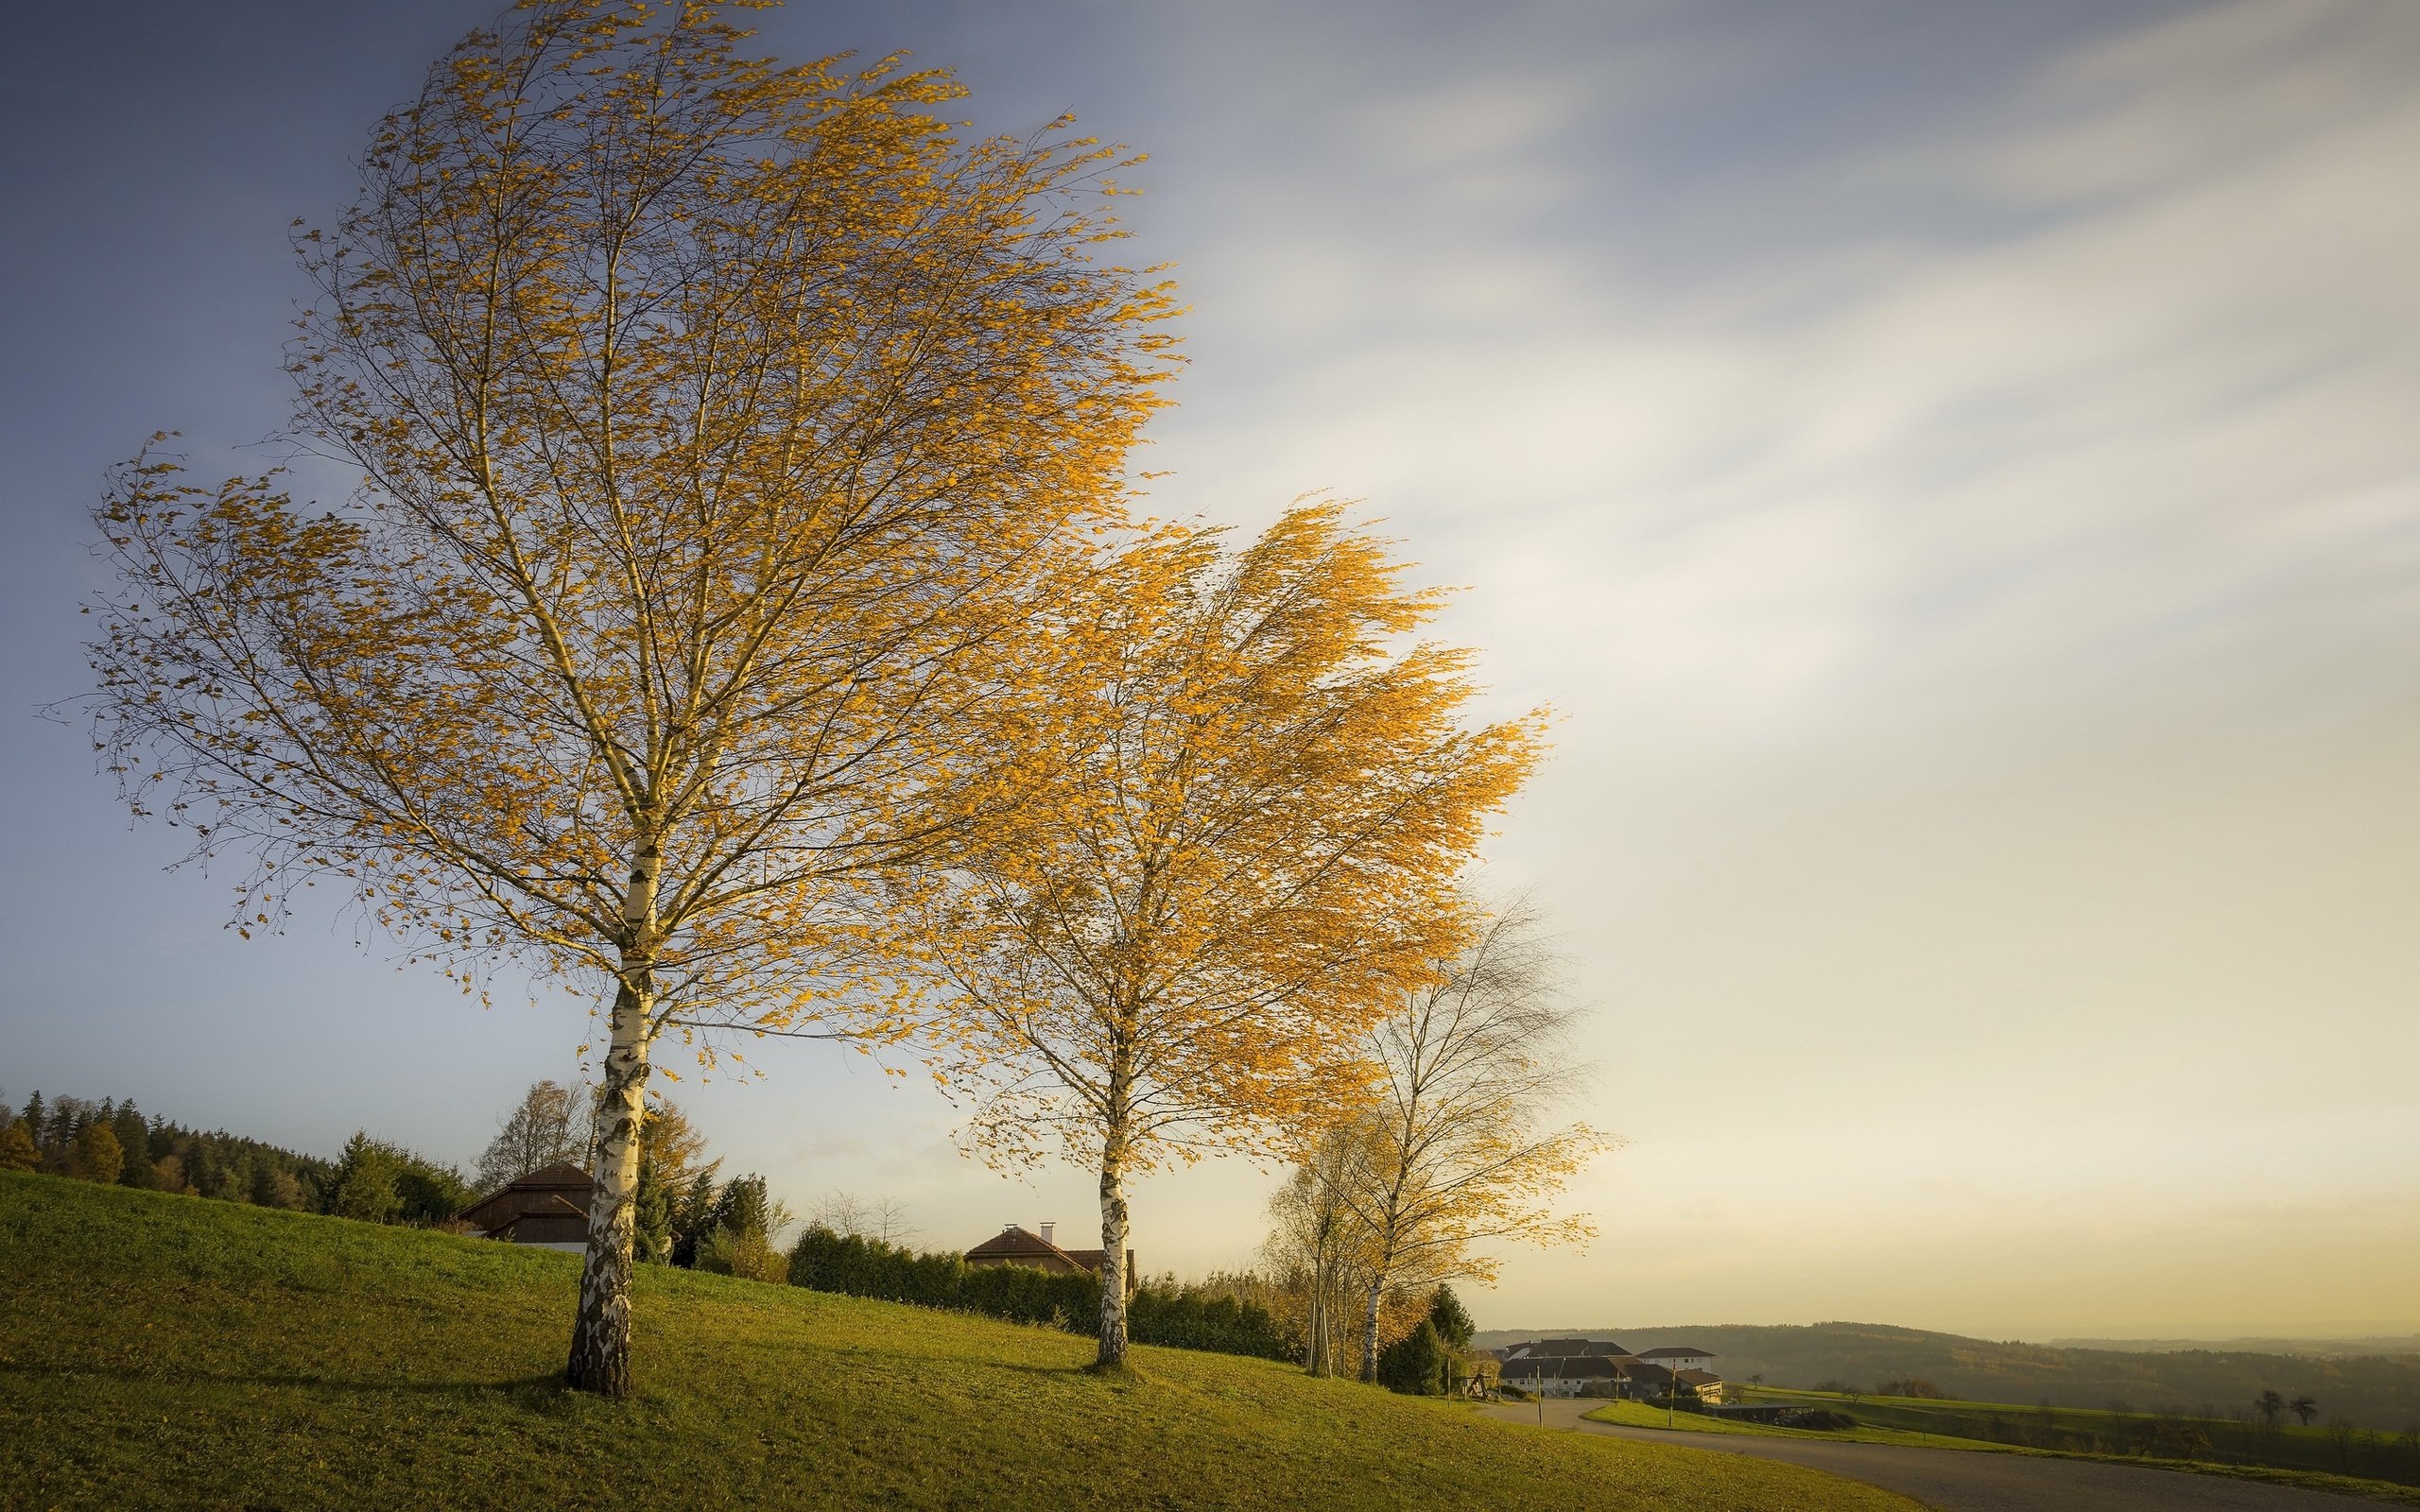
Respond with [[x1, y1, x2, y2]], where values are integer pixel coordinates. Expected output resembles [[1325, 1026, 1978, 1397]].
[[1582, 1399, 1932, 1446], [0, 1174, 1914, 1511], [1582, 1388, 2420, 1504], [1754, 1384, 2420, 1480]]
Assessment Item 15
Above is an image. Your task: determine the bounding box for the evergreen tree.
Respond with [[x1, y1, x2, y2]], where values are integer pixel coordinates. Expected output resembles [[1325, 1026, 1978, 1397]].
[[670, 1169, 724, 1268], [632, 1152, 673, 1264], [1428, 1284, 1476, 1349], [189, 1139, 227, 1198], [1376, 1319, 1450, 1396], [112, 1102, 148, 1183], [0, 1119, 36, 1173], [329, 1132, 401, 1223], [0, 1090, 332, 1203], [691, 1174, 787, 1284], [43, 1099, 78, 1156], [710, 1174, 772, 1240]]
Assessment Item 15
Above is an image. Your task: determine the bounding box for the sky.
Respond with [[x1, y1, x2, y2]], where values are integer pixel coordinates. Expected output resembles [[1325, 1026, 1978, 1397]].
[[4, 0, 2416, 1341]]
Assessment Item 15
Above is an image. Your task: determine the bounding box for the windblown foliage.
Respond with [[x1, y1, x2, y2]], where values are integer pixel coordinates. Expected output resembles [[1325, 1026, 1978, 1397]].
[[1302, 899, 1606, 1380], [908, 503, 1548, 1367], [81, 0, 1175, 1397]]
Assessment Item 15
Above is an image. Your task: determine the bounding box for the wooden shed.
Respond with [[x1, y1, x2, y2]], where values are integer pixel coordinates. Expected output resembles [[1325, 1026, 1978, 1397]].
[[458, 1161, 595, 1250]]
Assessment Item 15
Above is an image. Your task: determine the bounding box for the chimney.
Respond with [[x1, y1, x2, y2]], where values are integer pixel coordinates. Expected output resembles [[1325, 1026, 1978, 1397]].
[[1040, 1222, 1055, 1245]]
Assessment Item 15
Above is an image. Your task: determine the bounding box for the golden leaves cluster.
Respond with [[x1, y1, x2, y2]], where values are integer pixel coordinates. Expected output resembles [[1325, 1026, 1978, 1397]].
[[83, 0, 1176, 1043], [906, 502, 1550, 1174]]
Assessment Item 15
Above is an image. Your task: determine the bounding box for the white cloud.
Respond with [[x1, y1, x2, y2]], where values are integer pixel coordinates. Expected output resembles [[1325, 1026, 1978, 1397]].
[[1123, 0, 2420, 1329]]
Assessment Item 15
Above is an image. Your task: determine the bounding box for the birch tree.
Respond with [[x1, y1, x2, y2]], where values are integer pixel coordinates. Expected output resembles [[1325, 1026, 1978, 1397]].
[[81, 0, 1173, 1398], [1265, 1119, 1383, 1376], [1338, 898, 1608, 1382], [908, 504, 1547, 1371]]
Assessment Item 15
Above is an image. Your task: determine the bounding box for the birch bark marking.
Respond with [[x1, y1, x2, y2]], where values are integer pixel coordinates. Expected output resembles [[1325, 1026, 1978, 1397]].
[[1095, 1127, 1132, 1370], [566, 841, 662, 1398], [1093, 1050, 1136, 1373]]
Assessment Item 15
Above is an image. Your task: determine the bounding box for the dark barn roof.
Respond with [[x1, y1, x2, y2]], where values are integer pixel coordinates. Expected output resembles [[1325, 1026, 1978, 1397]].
[[458, 1160, 595, 1234], [1502, 1356, 1654, 1383], [1500, 1337, 1631, 1360]]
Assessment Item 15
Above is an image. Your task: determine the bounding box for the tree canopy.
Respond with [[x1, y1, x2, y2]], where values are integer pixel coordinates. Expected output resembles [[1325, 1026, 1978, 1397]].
[[909, 504, 1547, 1367], [83, 0, 1175, 1398]]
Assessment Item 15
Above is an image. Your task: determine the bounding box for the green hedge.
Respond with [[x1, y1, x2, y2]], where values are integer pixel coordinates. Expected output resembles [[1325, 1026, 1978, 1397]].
[[786, 1228, 1293, 1362]]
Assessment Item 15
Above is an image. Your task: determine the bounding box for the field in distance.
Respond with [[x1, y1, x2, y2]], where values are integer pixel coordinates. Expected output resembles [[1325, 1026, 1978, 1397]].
[[1578, 1389, 2420, 1505], [1479, 1322, 2420, 1431], [0, 1173, 1915, 1512]]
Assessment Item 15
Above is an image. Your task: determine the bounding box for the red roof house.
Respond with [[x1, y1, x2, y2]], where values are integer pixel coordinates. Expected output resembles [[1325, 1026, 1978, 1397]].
[[964, 1223, 1134, 1291]]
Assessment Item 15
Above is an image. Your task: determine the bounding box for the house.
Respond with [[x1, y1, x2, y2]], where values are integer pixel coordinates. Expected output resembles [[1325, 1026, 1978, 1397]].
[[1497, 1355, 1599, 1396], [1493, 1336, 1721, 1400], [1500, 1355, 1676, 1399], [1496, 1350, 1674, 1400], [1676, 1368, 1725, 1402], [964, 1222, 1135, 1292], [458, 1160, 594, 1250]]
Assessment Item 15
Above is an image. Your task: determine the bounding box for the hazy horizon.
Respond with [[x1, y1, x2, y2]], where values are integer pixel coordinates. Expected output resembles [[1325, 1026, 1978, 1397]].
[[5, 0, 2416, 1339], [1473, 1323, 2420, 1349]]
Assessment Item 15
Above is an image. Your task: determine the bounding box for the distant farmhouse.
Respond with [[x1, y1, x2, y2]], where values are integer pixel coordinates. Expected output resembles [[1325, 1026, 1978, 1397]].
[[1493, 1337, 1721, 1400], [458, 1161, 594, 1250], [964, 1222, 1136, 1292]]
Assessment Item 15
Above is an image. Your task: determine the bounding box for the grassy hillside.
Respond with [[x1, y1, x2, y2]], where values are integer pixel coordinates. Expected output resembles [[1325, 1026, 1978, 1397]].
[[1478, 1321, 2420, 1431], [0, 1175, 1913, 1511]]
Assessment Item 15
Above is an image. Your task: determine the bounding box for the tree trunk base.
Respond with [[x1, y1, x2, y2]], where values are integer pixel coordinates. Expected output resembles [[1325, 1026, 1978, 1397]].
[[564, 1354, 631, 1400]]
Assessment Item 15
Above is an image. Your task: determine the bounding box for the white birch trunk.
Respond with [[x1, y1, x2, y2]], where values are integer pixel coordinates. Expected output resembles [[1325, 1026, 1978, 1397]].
[[1095, 1139, 1131, 1371], [1360, 1275, 1385, 1383], [566, 842, 660, 1399]]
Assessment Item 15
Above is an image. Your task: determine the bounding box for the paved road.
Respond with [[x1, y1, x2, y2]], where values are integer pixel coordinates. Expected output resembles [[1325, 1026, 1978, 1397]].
[[1480, 1400, 2370, 1511]]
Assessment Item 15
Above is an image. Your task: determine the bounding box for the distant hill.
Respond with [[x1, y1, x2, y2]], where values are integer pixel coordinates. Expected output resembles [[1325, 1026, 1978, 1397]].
[[2053, 1334, 2420, 1360], [0, 1175, 1914, 1511], [1476, 1321, 2420, 1432]]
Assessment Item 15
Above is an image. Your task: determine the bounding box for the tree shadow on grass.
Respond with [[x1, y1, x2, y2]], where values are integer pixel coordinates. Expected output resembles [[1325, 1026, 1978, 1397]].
[[974, 1359, 1146, 1395], [0, 1358, 574, 1402]]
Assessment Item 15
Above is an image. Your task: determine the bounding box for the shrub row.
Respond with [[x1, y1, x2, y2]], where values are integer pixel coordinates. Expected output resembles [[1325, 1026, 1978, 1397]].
[[786, 1227, 1293, 1362]]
